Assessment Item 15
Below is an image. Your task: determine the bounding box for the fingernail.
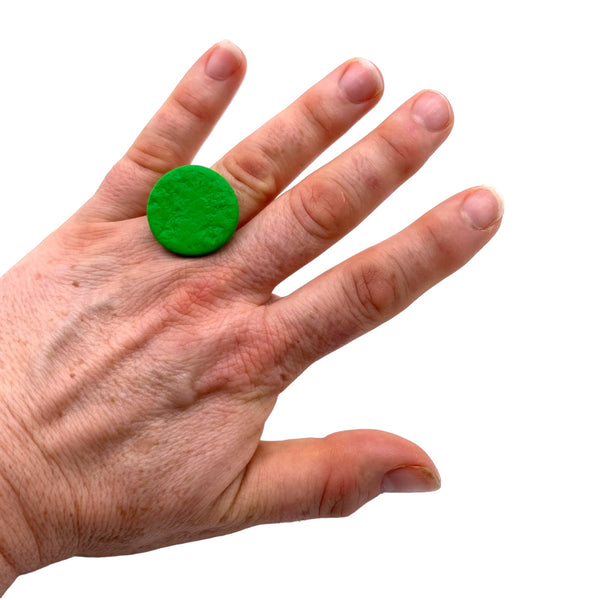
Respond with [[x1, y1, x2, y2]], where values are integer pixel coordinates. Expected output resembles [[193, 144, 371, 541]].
[[381, 466, 441, 493], [206, 41, 243, 81], [462, 187, 504, 230], [411, 90, 451, 131], [339, 59, 383, 104]]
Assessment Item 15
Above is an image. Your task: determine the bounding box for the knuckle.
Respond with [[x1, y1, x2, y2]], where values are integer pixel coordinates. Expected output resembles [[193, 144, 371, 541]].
[[219, 147, 279, 207], [374, 128, 416, 176], [207, 306, 286, 396], [159, 267, 236, 323], [420, 220, 462, 271], [343, 257, 406, 325], [290, 178, 350, 242], [126, 111, 189, 176], [126, 139, 174, 176], [299, 97, 333, 139], [160, 279, 210, 323], [319, 489, 359, 519], [172, 87, 212, 124], [239, 309, 290, 392], [317, 466, 361, 519]]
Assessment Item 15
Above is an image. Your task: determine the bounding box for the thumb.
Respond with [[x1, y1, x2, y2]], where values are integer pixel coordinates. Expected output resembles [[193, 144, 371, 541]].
[[230, 429, 440, 526]]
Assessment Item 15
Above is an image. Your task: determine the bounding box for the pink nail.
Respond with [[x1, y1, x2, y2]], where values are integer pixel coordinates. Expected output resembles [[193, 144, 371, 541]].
[[206, 41, 243, 81], [411, 91, 451, 132], [462, 187, 504, 230], [339, 59, 383, 104]]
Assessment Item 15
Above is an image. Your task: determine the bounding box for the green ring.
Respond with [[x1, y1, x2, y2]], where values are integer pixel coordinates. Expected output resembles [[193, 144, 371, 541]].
[[147, 165, 239, 256]]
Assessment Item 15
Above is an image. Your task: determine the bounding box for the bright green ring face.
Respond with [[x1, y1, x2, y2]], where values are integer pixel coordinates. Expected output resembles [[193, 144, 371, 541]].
[[147, 165, 239, 256]]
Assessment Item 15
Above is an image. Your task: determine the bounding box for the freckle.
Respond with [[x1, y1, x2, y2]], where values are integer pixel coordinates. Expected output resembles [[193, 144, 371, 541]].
[[70, 372, 76, 378], [72, 281, 80, 287]]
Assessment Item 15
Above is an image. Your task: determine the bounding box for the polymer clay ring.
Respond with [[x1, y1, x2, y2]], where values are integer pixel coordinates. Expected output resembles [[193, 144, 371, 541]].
[[147, 165, 239, 256]]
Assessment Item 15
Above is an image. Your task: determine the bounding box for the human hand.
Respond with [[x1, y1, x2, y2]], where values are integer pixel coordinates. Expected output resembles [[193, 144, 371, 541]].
[[0, 41, 502, 591]]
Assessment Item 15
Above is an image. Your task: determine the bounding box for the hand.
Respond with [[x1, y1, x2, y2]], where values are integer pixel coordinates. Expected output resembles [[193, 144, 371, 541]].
[[0, 41, 502, 590]]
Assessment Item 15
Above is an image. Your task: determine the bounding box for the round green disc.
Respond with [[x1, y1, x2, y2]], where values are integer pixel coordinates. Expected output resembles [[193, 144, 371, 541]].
[[147, 165, 239, 256]]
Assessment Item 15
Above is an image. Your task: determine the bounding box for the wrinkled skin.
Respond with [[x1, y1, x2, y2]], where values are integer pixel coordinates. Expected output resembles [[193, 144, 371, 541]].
[[0, 42, 502, 592]]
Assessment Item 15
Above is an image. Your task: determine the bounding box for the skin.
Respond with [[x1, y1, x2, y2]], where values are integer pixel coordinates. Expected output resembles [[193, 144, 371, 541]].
[[0, 41, 502, 593]]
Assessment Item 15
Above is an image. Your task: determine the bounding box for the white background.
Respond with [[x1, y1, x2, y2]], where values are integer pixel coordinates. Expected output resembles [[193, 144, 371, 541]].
[[1, 0, 598, 598]]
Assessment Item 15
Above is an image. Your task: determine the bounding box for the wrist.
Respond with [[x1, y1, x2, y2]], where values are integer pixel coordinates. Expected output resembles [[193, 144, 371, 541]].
[[0, 400, 75, 587], [0, 458, 42, 592], [0, 469, 29, 595]]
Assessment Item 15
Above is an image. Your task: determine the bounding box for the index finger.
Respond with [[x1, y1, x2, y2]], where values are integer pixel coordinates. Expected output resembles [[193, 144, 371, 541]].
[[81, 41, 246, 222]]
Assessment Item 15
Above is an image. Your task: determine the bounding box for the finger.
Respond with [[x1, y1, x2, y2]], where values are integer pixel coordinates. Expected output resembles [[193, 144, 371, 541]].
[[82, 41, 246, 221], [230, 90, 453, 294], [223, 430, 440, 528], [212, 58, 383, 226], [268, 187, 503, 379]]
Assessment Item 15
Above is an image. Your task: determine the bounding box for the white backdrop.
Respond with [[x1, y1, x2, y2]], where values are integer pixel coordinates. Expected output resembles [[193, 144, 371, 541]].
[[2, 0, 598, 598]]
